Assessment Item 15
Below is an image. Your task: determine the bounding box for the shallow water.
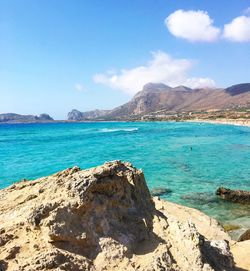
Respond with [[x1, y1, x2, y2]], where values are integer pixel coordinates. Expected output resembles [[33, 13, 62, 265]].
[[0, 122, 249, 228]]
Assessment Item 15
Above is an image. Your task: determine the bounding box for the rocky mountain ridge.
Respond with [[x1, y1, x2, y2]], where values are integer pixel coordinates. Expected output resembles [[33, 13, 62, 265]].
[[0, 113, 54, 123], [1, 160, 249, 270], [68, 83, 250, 121], [68, 109, 111, 121]]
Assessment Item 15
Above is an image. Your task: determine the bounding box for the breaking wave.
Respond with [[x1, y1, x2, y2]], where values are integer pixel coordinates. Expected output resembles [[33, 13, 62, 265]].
[[99, 128, 138, 133]]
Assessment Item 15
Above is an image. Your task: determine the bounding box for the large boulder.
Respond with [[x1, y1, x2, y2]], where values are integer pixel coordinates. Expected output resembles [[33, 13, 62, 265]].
[[238, 229, 250, 242], [0, 161, 235, 270], [216, 187, 250, 204]]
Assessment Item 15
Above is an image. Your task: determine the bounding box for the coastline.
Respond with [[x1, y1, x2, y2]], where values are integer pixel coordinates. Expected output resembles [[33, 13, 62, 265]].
[[1, 161, 249, 270], [0, 117, 249, 127], [184, 118, 250, 127]]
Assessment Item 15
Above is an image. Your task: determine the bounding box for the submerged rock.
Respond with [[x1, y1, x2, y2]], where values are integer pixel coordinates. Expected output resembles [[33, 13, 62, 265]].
[[150, 187, 172, 197], [216, 187, 250, 204], [0, 161, 236, 270], [181, 192, 219, 205], [223, 224, 241, 232]]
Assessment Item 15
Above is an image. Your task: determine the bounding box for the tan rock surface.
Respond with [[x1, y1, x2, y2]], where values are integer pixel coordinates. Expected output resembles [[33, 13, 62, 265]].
[[231, 240, 250, 271], [0, 161, 240, 270]]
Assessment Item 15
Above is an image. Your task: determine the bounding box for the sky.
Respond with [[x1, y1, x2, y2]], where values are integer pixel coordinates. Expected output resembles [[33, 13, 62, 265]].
[[1, 0, 250, 119]]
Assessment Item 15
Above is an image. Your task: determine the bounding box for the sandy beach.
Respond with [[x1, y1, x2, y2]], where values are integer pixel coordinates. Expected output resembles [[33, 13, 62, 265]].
[[186, 118, 250, 127]]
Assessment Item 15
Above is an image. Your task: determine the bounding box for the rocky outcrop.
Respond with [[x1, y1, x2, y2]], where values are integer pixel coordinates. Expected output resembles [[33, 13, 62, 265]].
[[67, 109, 111, 121], [230, 240, 250, 270], [68, 83, 250, 121], [0, 113, 54, 123], [0, 161, 237, 270], [150, 187, 172, 197], [238, 229, 250, 242], [37, 114, 54, 121], [216, 187, 250, 204]]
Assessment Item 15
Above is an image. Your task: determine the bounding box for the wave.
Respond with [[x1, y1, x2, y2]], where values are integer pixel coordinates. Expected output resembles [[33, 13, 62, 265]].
[[99, 128, 138, 133]]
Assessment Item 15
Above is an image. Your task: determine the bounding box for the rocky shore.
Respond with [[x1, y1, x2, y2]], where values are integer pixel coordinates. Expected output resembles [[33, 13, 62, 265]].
[[0, 161, 249, 270]]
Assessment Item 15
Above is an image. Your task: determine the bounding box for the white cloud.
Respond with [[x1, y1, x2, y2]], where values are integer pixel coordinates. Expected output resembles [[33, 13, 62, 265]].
[[93, 51, 215, 95], [165, 9, 220, 42], [74, 83, 85, 92], [223, 15, 250, 42], [243, 7, 250, 15]]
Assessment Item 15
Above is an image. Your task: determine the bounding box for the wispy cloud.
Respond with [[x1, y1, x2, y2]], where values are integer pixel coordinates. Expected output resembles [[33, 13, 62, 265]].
[[93, 51, 215, 95], [243, 7, 250, 15], [165, 10, 220, 42], [74, 83, 85, 92]]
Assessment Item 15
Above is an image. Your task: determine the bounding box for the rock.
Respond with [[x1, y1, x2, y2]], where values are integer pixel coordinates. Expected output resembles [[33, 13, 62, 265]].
[[0, 161, 236, 270], [5, 246, 20, 260], [153, 198, 231, 241], [0, 260, 8, 271], [222, 224, 241, 232], [228, 228, 247, 241], [231, 240, 250, 270], [238, 229, 250, 242], [201, 240, 234, 270], [150, 187, 172, 197], [216, 187, 250, 204], [0, 233, 15, 246]]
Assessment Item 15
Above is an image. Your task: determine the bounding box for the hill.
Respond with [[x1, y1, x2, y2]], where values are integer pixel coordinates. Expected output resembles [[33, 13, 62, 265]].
[[0, 113, 54, 123], [68, 83, 250, 121]]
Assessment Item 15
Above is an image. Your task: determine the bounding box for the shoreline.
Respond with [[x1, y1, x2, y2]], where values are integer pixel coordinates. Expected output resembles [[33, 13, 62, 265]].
[[0, 118, 250, 127], [183, 118, 250, 127], [1, 162, 249, 270]]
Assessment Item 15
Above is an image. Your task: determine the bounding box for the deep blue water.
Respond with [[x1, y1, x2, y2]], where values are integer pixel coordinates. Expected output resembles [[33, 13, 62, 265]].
[[0, 122, 249, 227]]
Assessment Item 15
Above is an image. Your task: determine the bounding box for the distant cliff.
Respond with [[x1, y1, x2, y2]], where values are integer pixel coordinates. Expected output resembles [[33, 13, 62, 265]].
[[68, 83, 250, 121], [68, 109, 111, 121], [0, 113, 54, 123]]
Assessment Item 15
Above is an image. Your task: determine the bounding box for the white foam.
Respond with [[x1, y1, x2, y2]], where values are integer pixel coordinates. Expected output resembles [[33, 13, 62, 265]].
[[99, 128, 138, 133]]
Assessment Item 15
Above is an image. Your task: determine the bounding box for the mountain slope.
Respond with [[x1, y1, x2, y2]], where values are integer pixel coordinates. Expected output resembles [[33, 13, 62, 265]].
[[68, 109, 111, 121], [68, 83, 250, 120]]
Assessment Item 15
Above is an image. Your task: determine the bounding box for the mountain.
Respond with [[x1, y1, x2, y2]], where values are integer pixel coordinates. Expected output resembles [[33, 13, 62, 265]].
[[68, 109, 111, 121], [68, 83, 250, 121], [225, 83, 250, 96], [0, 113, 54, 123]]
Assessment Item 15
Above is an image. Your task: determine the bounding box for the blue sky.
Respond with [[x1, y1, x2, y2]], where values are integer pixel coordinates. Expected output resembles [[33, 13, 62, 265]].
[[1, 0, 250, 119]]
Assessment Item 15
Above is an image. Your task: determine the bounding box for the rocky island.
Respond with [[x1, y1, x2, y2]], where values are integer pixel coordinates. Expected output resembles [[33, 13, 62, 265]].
[[0, 161, 249, 270], [0, 113, 54, 124]]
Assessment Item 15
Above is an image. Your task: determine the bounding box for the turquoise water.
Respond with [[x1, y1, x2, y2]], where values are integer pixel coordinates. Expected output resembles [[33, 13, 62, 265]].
[[0, 122, 250, 227]]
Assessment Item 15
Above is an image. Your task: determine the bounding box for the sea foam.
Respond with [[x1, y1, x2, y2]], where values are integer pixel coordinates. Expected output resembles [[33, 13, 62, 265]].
[[99, 128, 138, 133]]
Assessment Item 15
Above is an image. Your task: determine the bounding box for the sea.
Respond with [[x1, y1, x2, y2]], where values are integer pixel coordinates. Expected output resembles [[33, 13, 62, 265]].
[[0, 121, 249, 230]]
